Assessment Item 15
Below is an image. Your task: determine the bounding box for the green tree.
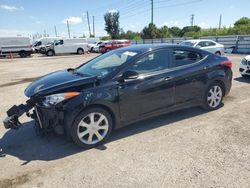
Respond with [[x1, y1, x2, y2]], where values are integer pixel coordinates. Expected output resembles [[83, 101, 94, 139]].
[[234, 17, 250, 27], [104, 11, 120, 39], [232, 17, 250, 35], [169, 27, 182, 37], [141, 23, 161, 39], [180, 26, 201, 37], [119, 29, 141, 40], [158, 26, 171, 38]]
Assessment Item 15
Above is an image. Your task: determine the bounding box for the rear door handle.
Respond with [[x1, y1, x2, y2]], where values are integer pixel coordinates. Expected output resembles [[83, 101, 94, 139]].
[[165, 76, 173, 81]]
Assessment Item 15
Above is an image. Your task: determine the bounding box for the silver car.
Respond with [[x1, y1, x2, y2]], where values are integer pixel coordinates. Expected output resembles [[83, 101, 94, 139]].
[[180, 39, 225, 56]]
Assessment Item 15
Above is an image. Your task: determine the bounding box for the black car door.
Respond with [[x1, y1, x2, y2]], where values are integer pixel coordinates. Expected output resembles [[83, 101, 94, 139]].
[[170, 48, 208, 105], [118, 49, 175, 124]]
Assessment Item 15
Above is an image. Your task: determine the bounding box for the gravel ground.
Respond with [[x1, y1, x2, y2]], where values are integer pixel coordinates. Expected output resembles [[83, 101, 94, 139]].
[[0, 53, 249, 188]]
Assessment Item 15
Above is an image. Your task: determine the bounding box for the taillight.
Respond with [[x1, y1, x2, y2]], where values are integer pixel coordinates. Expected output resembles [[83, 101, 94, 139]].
[[220, 60, 232, 69]]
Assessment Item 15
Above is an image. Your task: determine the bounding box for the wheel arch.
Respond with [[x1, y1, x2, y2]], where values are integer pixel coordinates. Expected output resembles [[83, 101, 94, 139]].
[[64, 103, 118, 139], [77, 47, 84, 52]]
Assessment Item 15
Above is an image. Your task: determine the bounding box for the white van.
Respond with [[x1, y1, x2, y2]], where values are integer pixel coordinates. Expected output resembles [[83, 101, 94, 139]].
[[46, 38, 89, 56], [33, 37, 60, 52], [0, 37, 32, 58]]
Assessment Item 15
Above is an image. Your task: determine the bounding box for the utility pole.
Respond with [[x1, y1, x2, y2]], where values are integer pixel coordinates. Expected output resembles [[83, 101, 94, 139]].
[[44, 30, 47, 37], [67, 20, 71, 38], [92, 16, 95, 37], [87, 11, 91, 37], [190, 14, 194, 26], [219, 14, 222, 30], [151, 0, 154, 24], [54, 25, 58, 37]]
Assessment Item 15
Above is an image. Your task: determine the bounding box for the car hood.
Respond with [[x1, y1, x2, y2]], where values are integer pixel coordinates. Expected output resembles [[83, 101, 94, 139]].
[[24, 69, 97, 97]]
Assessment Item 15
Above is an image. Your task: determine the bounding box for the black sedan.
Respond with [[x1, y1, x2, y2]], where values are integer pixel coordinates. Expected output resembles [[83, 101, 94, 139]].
[[3, 44, 233, 148]]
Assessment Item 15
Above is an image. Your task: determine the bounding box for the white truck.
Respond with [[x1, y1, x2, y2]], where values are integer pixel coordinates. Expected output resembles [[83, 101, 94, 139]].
[[0, 37, 33, 58], [33, 37, 60, 53], [46, 38, 89, 56]]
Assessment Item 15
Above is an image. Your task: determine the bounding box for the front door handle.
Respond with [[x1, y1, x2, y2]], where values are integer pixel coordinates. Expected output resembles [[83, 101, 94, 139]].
[[165, 76, 173, 81]]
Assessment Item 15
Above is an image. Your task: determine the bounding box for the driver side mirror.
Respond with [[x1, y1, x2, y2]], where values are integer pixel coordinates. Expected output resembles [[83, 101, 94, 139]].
[[120, 70, 139, 81]]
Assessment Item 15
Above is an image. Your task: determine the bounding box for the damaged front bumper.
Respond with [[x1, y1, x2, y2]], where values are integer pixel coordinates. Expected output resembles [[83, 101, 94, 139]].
[[3, 99, 65, 135], [3, 99, 35, 129]]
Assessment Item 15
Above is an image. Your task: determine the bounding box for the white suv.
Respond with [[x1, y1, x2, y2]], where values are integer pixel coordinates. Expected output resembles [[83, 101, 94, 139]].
[[180, 39, 225, 56], [239, 55, 250, 77]]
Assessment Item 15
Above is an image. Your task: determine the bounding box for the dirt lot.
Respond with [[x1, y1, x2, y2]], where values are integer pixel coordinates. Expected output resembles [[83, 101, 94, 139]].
[[0, 53, 249, 188]]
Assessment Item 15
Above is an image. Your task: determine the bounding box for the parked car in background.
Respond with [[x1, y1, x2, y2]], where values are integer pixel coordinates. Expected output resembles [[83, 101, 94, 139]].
[[45, 38, 89, 56], [99, 40, 131, 53], [0, 37, 32, 58], [180, 39, 225, 56], [4, 44, 232, 148], [239, 55, 250, 77], [94, 41, 110, 53], [88, 41, 103, 52], [33, 37, 60, 53]]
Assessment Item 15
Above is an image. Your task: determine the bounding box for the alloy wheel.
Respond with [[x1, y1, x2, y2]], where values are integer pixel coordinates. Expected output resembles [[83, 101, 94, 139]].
[[77, 112, 109, 145], [207, 85, 223, 108]]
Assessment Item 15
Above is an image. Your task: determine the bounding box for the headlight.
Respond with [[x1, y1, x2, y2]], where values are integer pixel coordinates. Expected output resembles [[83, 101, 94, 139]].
[[43, 92, 80, 107], [241, 58, 247, 65]]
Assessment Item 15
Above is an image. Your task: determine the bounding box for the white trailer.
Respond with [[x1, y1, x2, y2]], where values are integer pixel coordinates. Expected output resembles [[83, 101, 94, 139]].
[[0, 37, 33, 58]]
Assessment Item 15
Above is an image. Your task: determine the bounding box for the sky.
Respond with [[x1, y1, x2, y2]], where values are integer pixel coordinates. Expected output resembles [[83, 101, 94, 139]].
[[0, 0, 249, 38]]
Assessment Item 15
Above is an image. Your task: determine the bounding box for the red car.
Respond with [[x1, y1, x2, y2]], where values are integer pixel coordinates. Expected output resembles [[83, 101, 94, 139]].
[[99, 40, 131, 53]]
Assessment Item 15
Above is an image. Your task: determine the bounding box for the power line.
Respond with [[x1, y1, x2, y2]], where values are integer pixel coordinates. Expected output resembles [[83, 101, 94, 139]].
[[154, 0, 203, 9]]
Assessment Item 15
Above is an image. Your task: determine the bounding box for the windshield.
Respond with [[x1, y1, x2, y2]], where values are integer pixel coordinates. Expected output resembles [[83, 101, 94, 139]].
[[180, 41, 196, 47], [76, 49, 139, 78]]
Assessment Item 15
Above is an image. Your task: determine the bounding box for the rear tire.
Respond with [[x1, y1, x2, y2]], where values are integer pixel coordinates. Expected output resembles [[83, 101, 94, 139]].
[[19, 51, 27, 58], [71, 107, 113, 149], [77, 48, 84, 55], [202, 82, 224, 111]]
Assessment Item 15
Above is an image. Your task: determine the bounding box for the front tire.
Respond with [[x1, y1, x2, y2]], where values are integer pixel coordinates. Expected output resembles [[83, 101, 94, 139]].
[[202, 82, 224, 111], [71, 108, 112, 148], [19, 51, 27, 58], [46, 50, 54, 56]]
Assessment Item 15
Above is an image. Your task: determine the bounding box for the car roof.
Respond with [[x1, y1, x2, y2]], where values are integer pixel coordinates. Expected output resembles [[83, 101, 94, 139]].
[[183, 39, 216, 43], [120, 43, 204, 52]]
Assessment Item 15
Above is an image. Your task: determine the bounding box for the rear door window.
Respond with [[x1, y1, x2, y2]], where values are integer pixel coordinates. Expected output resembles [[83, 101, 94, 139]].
[[172, 49, 202, 67]]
